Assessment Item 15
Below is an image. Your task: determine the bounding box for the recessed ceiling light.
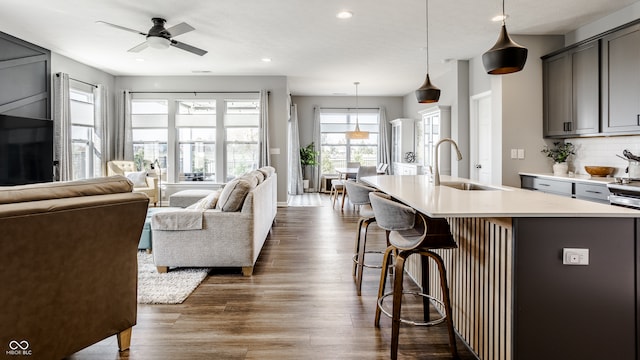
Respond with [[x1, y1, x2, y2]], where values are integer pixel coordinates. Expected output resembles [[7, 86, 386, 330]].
[[492, 14, 508, 22], [135, 58, 145, 62], [336, 11, 353, 19], [261, 58, 272, 62]]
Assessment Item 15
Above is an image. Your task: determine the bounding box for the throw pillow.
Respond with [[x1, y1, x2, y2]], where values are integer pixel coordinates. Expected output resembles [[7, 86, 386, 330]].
[[124, 171, 148, 188], [186, 190, 221, 210], [250, 170, 265, 184], [239, 174, 258, 188], [216, 179, 252, 212]]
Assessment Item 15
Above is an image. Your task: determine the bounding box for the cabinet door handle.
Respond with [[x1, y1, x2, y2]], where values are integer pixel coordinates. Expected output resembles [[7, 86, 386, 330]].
[[538, 183, 551, 187], [637, 114, 640, 126], [585, 190, 602, 194]]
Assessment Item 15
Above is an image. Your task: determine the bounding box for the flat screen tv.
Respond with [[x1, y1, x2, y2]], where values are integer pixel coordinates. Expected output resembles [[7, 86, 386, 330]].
[[0, 114, 54, 185]]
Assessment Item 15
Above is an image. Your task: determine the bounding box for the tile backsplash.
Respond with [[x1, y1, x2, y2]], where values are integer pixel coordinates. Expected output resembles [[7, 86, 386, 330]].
[[568, 136, 640, 177]]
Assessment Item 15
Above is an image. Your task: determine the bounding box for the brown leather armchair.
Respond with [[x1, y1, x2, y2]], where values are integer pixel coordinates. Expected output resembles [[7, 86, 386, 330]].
[[0, 176, 149, 359]]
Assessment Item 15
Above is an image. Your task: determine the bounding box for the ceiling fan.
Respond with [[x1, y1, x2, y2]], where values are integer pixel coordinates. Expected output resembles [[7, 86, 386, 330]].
[[97, 17, 208, 56]]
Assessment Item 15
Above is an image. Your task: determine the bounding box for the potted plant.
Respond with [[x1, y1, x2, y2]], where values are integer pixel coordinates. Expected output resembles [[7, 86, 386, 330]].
[[300, 142, 319, 189], [541, 142, 575, 175]]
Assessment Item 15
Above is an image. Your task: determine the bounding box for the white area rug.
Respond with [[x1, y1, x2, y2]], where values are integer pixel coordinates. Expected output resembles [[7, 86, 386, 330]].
[[137, 251, 210, 304]]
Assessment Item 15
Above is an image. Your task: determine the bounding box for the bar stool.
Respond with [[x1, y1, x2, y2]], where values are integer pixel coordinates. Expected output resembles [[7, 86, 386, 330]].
[[344, 180, 382, 295], [369, 192, 458, 360]]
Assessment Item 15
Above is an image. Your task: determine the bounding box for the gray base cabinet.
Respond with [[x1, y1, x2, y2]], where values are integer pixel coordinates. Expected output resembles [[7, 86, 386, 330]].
[[513, 217, 638, 360], [520, 174, 610, 203]]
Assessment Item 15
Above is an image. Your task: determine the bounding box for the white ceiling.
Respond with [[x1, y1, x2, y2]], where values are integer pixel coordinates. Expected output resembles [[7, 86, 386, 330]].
[[0, 0, 637, 96]]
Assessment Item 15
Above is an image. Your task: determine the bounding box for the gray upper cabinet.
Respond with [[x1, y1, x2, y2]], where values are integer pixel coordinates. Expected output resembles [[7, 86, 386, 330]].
[[601, 23, 640, 134], [543, 41, 600, 138]]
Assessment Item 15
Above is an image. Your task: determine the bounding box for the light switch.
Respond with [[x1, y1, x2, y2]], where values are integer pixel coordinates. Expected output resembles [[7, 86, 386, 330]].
[[510, 149, 517, 159], [517, 149, 525, 159]]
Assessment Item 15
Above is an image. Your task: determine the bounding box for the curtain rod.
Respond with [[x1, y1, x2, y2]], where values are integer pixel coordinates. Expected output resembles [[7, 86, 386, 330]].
[[320, 107, 379, 110], [55, 73, 98, 88], [129, 91, 268, 94]]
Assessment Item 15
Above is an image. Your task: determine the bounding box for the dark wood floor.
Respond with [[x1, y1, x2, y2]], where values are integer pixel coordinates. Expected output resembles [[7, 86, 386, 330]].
[[69, 195, 479, 359]]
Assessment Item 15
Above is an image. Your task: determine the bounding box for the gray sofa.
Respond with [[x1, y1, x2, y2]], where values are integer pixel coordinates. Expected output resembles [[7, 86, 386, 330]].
[[151, 167, 277, 276]]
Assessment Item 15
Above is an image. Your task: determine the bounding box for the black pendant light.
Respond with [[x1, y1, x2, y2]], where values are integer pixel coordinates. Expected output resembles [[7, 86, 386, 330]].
[[415, 0, 440, 103], [482, 0, 528, 74]]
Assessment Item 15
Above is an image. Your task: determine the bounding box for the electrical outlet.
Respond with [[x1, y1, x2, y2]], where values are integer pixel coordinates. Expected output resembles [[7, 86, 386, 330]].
[[510, 149, 517, 159], [562, 248, 589, 265], [517, 149, 525, 159]]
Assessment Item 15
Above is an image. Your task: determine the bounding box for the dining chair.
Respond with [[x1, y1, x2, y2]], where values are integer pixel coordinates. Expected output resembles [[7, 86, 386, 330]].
[[331, 162, 361, 208], [341, 165, 378, 210]]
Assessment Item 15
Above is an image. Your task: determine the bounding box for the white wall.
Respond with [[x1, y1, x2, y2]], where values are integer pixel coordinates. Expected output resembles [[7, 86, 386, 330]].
[[51, 53, 117, 158], [499, 35, 565, 186], [402, 60, 470, 178], [115, 75, 290, 203], [565, 2, 640, 45], [292, 95, 403, 150]]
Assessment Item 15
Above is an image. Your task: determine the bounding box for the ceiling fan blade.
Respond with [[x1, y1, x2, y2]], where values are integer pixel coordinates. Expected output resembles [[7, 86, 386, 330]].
[[96, 20, 147, 36], [128, 41, 149, 53], [166, 22, 195, 37], [170, 40, 207, 56]]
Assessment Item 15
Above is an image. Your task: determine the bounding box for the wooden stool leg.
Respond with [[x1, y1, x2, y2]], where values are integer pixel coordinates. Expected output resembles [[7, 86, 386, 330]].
[[390, 251, 408, 360], [375, 245, 395, 326], [355, 218, 374, 296], [352, 218, 364, 277]]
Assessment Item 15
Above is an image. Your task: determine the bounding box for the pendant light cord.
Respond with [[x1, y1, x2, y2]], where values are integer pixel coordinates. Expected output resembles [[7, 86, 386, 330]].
[[354, 81, 360, 125], [502, 0, 506, 26], [425, 0, 430, 74]]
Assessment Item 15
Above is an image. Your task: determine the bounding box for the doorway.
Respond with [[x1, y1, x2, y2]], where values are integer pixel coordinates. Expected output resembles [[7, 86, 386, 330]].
[[470, 91, 493, 184]]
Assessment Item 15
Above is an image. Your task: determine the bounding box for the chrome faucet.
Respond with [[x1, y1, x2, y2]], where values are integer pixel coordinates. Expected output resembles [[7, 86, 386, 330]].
[[433, 138, 463, 186]]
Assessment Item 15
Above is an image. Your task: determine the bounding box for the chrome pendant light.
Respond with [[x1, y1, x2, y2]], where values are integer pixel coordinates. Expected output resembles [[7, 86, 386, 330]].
[[346, 82, 369, 140], [482, 0, 528, 74], [415, 0, 440, 103]]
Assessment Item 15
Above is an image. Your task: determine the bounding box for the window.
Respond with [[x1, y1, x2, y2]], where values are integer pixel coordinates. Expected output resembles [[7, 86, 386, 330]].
[[130, 93, 260, 183], [225, 99, 259, 181], [131, 100, 168, 175], [319, 109, 379, 175], [176, 100, 216, 181], [70, 89, 100, 180]]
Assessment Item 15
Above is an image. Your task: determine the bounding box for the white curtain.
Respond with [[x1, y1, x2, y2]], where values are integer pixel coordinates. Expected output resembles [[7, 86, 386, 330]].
[[115, 90, 133, 160], [288, 104, 304, 195], [378, 106, 391, 170], [311, 106, 322, 192], [53, 73, 72, 181], [259, 89, 270, 167], [93, 84, 110, 176]]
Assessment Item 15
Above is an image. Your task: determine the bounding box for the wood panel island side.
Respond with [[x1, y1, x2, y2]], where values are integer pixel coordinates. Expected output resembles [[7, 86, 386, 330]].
[[361, 174, 640, 360]]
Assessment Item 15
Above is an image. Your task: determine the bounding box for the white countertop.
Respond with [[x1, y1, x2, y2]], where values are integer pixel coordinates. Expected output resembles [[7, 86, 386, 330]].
[[518, 172, 615, 185], [361, 175, 640, 218]]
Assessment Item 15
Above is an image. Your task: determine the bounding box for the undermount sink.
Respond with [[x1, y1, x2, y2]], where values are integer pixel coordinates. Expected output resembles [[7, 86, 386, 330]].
[[440, 181, 501, 191]]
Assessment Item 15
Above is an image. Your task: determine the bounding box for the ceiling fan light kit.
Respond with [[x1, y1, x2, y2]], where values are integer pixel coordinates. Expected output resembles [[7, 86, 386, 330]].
[[146, 36, 170, 49], [415, 0, 440, 103], [98, 17, 207, 56], [482, 0, 528, 74]]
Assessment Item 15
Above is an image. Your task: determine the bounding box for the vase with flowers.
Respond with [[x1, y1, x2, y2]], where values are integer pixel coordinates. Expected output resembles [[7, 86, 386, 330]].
[[541, 142, 575, 175]]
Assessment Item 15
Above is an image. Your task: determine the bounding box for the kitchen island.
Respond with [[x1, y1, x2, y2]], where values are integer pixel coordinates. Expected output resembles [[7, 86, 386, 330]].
[[362, 174, 640, 360]]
